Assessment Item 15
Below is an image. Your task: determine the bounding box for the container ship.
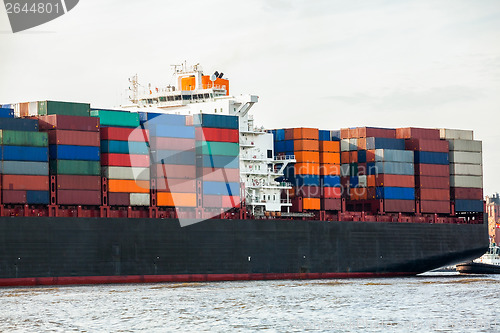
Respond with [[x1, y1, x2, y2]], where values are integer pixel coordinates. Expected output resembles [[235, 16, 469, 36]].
[[0, 64, 488, 287]]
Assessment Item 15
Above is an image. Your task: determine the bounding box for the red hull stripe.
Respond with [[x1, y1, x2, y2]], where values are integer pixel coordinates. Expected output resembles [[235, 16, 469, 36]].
[[0, 272, 417, 287]]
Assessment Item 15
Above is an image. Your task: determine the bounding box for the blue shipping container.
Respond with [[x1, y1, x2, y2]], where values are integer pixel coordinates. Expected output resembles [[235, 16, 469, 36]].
[[276, 129, 285, 141], [376, 187, 415, 200], [319, 130, 331, 141], [358, 150, 366, 163], [290, 175, 320, 187], [49, 145, 100, 161], [148, 124, 195, 138], [203, 181, 240, 196], [154, 150, 195, 165], [414, 151, 449, 165], [194, 114, 239, 129], [366, 137, 405, 150], [26, 190, 50, 204], [101, 140, 149, 155], [144, 113, 186, 126], [201, 155, 239, 169], [0, 161, 49, 175], [0, 108, 14, 118], [455, 200, 484, 212], [274, 141, 285, 153], [2, 146, 48, 162], [0, 118, 38, 131], [284, 140, 294, 152], [321, 175, 341, 187], [349, 176, 359, 188]]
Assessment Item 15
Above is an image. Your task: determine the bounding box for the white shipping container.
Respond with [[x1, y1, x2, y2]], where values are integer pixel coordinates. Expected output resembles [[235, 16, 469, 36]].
[[340, 164, 350, 176], [440, 128, 473, 140], [341, 139, 350, 152], [448, 151, 482, 165], [358, 175, 367, 187], [102, 166, 150, 180], [450, 175, 483, 188], [449, 163, 483, 176], [28, 102, 38, 116], [448, 139, 482, 152], [130, 193, 150, 206], [348, 138, 358, 151]]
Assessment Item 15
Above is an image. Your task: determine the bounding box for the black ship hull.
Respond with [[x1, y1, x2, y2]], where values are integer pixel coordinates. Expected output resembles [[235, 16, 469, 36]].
[[0, 217, 488, 286]]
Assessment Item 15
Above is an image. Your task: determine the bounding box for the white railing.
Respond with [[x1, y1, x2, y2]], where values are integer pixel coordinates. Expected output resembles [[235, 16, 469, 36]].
[[274, 155, 295, 161]]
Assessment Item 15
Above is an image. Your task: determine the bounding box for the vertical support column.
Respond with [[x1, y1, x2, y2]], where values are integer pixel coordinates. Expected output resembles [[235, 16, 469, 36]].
[[77, 205, 83, 217], [379, 199, 385, 214], [450, 201, 455, 216], [341, 198, 346, 213], [48, 175, 58, 217], [415, 200, 421, 216], [24, 204, 29, 217], [320, 210, 326, 221], [149, 179, 157, 218], [100, 177, 109, 218]]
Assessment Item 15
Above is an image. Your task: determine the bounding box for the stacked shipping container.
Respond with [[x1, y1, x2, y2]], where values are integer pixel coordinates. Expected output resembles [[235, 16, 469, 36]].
[[319, 131, 341, 211], [441, 129, 484, 213], [398, 128, 450, 214], [143, 112, 196, 208], [1, 113, 50, 205], [195, 114, 240, 209], [38, 113, 101, 205], [93, 109, 149, 206]]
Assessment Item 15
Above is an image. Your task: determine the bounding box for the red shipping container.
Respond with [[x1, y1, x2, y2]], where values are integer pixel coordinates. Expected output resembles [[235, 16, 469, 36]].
[[296, 186, 322, 198], [404, 138, 449, 153], [284, 128, 294, 140], [56, 175, 101, 191], [195, 127, 239, 142], [101, 153, 150, 167], [357, 138, 366, 150], [156, 178, 196, 192], [38, 115, 100, 132], [451, 187, 483, 200], [57, 190, 101, 205], [155, 164, 196, 179], [323, 187, 342, 199], [366, 187, 377, 199], [365, 150, 376, 162], [357, 163, 367, 175], [108, 193, 130, 206], [340, 176, 350, 190], [203, 195, 222, 208], [383, 199, 415, 213], [47, 130, 100, 146], [2, 190, 27, 204], [101, 127, 149, 142], [222, 195, 240, 208], [396, 127, 440, 140], [420, 200, 450, 214], [375, 175, 414, 187], [348, 128, 359, 139], [2, 175, 49, 191], [357, 127, 396, 139], [415, 176, 450, 189], [349, 151, 358, 163], [340, 128, 350, 139], [151, 137, 195, 151], [200, 168, 240, 182], [414, 164, 449, 177], [322, 198, 341, 211], [341, 151, 350, 163], [417, 188, 450, 201]]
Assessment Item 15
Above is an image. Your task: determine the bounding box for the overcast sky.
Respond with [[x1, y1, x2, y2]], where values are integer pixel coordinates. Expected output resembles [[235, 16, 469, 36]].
[[0, 0, 499, 195]]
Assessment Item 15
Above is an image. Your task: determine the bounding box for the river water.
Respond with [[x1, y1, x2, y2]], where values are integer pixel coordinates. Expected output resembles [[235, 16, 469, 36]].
[[0, 273, 499, 332]]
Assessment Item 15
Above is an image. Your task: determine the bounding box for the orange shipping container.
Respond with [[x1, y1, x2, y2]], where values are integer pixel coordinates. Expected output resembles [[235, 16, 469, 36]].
[[320, 152, 340, 164], [108, 179, 150, 193], [294, 139, 319, 151], [295, 151, 320, 163], [340, 128, 350, 139], [295, 163, 320, 175], [303, 198, 320, 210], [319, 141, 340, 153], [293, 128, 319, 140], [365, 150, 376, 162], [357, 138, 367, 150], [323, 187, 342, 199], [367, 175, 376, 187], [349, 187, 368, 200], [319, 164, 341, 176], [2, 175, 49, 191], [341, 151, 350, 163], [157, 192, 197, 207]]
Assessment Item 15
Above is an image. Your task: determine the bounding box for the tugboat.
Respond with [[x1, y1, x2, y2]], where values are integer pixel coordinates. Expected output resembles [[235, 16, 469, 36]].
[[457, 244, 500, 274]]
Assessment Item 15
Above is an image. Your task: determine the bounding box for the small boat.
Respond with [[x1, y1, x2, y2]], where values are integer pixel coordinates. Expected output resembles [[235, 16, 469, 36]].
[[457, 244, 500, 274]]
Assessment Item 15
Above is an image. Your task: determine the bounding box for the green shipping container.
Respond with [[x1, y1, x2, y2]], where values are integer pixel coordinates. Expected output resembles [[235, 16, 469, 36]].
[[197, 141, 239, 156], [38, 101, 90, 117], [90, 110, 140, 127], [0, 130, 48, 147], [50, 160, 101, 175]]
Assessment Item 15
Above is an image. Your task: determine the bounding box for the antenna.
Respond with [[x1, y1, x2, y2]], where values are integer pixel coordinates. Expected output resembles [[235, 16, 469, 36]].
[[128, 74, 139, 104]]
